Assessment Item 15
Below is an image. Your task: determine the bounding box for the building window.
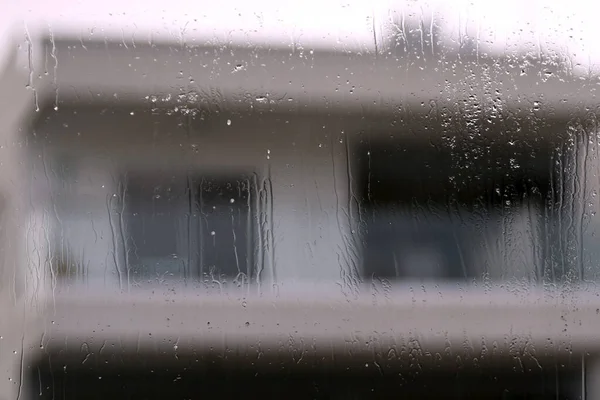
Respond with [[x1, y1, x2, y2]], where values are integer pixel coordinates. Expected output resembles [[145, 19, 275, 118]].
[[355, 135, 558, 281], [197, 177, 255, 280], [123, 172, 256, 283]]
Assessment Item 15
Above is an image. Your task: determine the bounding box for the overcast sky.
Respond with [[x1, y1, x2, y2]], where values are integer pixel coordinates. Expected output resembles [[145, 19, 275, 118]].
[[1, 0, 599, 73]]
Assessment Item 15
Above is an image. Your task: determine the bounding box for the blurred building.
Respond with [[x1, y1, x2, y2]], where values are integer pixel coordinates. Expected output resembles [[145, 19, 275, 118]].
[[0, 29, 600, 398]]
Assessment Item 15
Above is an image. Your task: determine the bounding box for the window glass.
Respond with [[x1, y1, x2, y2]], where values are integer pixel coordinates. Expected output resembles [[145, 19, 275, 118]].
[[1, 1, 600, 399]]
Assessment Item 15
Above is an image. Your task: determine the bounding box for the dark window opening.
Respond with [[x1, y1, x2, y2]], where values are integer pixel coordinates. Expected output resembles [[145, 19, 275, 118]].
[[355, 128, 567, 281], [198, 177, 254, 280], [123, 172, 256, 282], [125, 173, 182, 261]]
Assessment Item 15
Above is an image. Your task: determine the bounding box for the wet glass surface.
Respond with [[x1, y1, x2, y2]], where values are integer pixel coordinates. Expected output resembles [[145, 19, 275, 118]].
[[2, 2, 600, 399]]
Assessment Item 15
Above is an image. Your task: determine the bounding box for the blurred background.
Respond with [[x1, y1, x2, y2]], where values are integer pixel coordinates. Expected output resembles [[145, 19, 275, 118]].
[[1, 0, 600, 398]]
